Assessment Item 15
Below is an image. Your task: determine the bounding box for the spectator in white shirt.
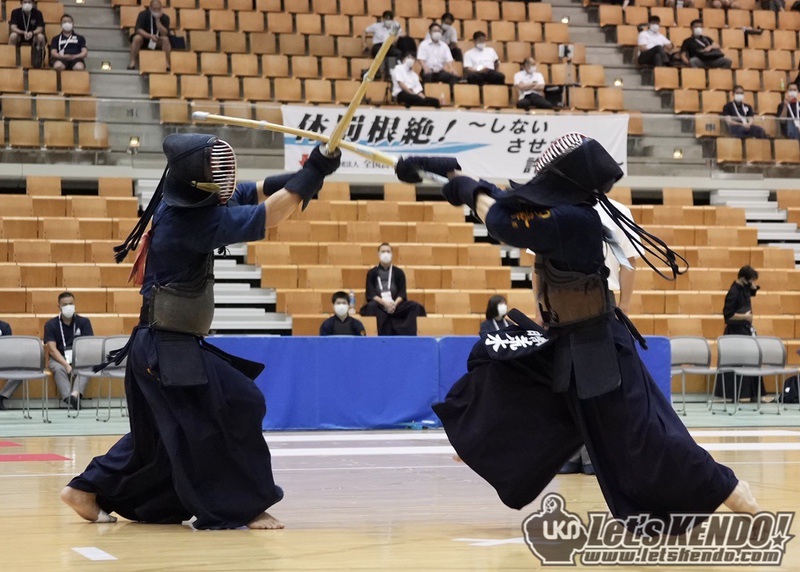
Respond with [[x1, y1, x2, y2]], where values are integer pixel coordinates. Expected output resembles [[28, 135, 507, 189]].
[[422, 12, 462, 62], [514, 57, 553, 110], [417, 23, 459, 86], [637, 16, 674, 67], [362, 10, 414, 60], [463, 31, 504, 85], [392, 53, 441, 108]]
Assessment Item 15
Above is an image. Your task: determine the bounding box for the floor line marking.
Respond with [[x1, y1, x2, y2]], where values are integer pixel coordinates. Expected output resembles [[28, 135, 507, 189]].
[[71, 547, 117, 561], [260, 428, 800, 444]]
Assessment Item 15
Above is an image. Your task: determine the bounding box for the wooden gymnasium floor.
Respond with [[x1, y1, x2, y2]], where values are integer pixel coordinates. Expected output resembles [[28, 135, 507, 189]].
[[2, 421, 800, 570]]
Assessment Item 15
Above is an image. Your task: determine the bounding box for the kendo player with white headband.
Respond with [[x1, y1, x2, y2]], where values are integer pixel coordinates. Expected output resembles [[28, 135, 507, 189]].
[[395, 134, 759, 534], [61, 134, 340, 530]]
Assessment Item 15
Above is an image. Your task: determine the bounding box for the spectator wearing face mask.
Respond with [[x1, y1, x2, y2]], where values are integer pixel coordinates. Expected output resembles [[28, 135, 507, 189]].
[[362, 10, 406, 59], [514, 58, 554, 110], [480, 296, 510, 333], [430, 12, 462, 62], [417, 23, 459, 86], [637, 16, 673, 67], [43, 292, 94, 409], [391, 53, 441, 108], [463, 31, 504, 86], [8, 0, 46, 66], [681, 20, 731, 69], [715, 266, 768, 402], [128, 0, 171, 71], [359, 243, 427, 336], [723, 86, 768, 139], [777, 83, 800, 140], [49, 14, 88, 71], [319, 292, 366, 336]]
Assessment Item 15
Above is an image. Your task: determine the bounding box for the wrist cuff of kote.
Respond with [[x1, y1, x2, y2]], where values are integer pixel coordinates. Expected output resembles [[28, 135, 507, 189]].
[[263, 172, 296, 196], [285, 168, 324, 210], [422, 157, 461, 178]]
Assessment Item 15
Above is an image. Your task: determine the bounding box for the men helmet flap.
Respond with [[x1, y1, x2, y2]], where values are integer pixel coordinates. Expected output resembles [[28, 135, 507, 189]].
[[162, 133, 237, 208]]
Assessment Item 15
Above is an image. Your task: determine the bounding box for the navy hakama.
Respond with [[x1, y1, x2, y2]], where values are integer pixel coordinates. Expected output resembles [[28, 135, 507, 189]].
[[434, 316, 739, 532], [69, 329, 283, 529]]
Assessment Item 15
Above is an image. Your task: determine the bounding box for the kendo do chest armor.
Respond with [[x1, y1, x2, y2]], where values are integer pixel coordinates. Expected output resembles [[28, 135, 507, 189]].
[[146, 254, 215, 337], [535, 257, 615, 327]]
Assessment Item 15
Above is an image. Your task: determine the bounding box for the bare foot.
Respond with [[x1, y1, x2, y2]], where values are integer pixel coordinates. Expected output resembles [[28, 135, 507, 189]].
[[452, 455, 463, 463], [723, 480, 759, 514], [60, 486, 117, 523], [247, 512, 284, 530]]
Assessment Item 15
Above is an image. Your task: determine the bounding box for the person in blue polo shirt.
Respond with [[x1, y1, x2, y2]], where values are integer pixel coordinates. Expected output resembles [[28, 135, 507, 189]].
[[43, 292, 94, 408], [49, 14, 88, 71]]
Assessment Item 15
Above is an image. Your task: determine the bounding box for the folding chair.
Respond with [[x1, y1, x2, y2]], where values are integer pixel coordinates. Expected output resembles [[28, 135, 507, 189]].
[[670, 336, 717, 416], [712, 335, 777, 415], [67, 336, 107, 418], [96, 335, 130, 422], [0, 336, 50, 422], [755, 336, 798, 415]]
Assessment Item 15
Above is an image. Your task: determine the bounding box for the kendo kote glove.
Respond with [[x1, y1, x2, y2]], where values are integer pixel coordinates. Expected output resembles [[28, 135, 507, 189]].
[[395, 156, 461, 184], [441, 177, 505, 211], [285, 145, 342, 209]]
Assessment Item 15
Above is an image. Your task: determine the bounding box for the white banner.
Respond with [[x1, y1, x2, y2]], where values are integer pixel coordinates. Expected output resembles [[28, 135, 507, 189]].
[[281, 106, 628, 180]]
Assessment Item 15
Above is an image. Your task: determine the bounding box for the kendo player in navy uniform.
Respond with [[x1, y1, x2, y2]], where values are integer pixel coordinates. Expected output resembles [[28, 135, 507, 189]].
[[394, 133, 758, 534], [61, 134, 340, 529]]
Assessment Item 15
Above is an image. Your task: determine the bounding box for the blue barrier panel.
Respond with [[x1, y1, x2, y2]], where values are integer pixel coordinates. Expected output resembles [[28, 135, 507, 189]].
[[314, 336, 440, 429], [208, 336, 440, 430], [208, 334, 671, 430], [637, 335, 671, 400], [437, 336, 479, 402]]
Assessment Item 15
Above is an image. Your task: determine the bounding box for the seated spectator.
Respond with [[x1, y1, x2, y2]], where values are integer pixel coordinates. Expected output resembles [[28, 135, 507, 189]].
[[320, 292, 366, 336], [665, 0, 694, 7], [417, 23, 459, 86], [44, 292, 94, 409], [128, 0, 171, 71], [479, 296, 510, 333], [637, 16, 673, 68], [423, 13, 462, 62], [391, 53, 441, 108], [514, 57, 554, 110], [777, 83, 800, 139], [0, 319, 17, 411], [359, 243, 427, 336], [463, 31, 504, 85], [49, 14, 88, 71], [362, 10, 414, 60], [723, 86, 768, 139], [711, 0, 740, 7], [681, 20, 731, 69], [8, 0, 46, 67]]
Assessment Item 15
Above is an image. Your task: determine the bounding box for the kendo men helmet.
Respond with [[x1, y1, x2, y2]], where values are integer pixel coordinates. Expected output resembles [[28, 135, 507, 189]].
[[504, 133, 624, 208], [162, 133, 237, 208]]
